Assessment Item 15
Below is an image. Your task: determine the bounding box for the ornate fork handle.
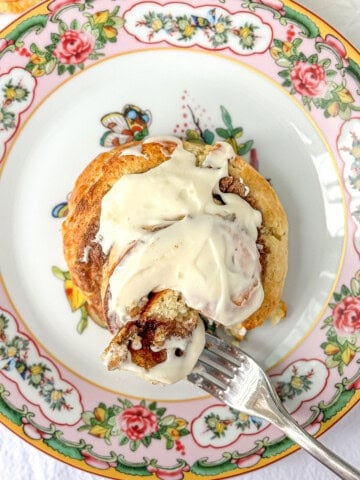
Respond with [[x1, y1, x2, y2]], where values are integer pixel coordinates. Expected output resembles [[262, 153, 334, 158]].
[[189, 334, 360, 480], [240, 373, 360, 480]]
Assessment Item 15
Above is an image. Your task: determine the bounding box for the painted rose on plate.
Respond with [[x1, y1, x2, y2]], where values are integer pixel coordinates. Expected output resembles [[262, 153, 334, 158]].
[[290, 60, 327, 97], [333, 296, 360, 335], [118, 405, 159, 441], [322, 272, 360, 374], [53, 30, 95, 65]]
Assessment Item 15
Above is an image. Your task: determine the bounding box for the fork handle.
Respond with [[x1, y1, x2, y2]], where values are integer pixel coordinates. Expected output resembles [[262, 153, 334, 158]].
[[265, 402, 360, 480]]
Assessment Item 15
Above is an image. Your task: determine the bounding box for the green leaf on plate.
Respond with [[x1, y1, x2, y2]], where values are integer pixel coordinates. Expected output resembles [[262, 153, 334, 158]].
[[115, 455, 151, 475], [148, 401, 157, 411], [203, 129, 215, 145], [5, 15, 48, 43], [216, 127, 230, 139], [292, 37, 303, 49], [0, 395, 23, 425], [129, 439, 141, 451], [232, 126, 243, 138], [307, 53, 318, 64], [44, 437, 83, 460], [282, 79, 292, 88], [70, 19, 79, 30], [319, 58, 331, 68], [320, 388, 355, 422], [50, 32, 60, 44], [119, 434, 129, 446], [278, 69, 290, 78], [220, 105, 233, 130], [262, 436, 295, 458], [155, 407, 166, 417], [165, 436, 174, 449], [340, 284, 351, 297], [141, 435, 152, 447], [57, 64, 66, 75], [283, 6, 320, 38], [238, 140, 254, 156], [191, 454, 236, 475], [346, 58, 360, 85], [333, 291, 342, 302]]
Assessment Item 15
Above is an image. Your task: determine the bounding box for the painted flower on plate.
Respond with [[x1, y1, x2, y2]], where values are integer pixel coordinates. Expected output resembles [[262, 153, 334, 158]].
[[117, 405, 159, 441], [332, 296, 360, 335], [321, 272, 360, 374], [290, 60, 327, 97], [53, 30, 95, 65]]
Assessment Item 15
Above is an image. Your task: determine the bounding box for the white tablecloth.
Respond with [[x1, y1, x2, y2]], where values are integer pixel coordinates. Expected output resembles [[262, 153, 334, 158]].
[[0, 1, 359, 479]]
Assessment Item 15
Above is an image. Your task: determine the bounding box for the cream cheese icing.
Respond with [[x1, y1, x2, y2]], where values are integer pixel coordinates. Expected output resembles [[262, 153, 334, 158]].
[[98, 137, 264, 328]]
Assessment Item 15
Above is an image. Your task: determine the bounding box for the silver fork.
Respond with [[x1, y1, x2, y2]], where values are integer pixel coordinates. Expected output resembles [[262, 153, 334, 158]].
[[188, 332, 360, 480]]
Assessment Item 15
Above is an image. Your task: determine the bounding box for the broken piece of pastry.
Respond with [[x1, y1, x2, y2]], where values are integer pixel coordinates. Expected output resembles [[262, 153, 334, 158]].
[[62, 136, 288, 383]]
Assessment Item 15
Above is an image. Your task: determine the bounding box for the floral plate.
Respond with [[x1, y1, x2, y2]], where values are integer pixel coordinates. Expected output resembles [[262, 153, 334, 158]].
[[0, 0, 359, 478]]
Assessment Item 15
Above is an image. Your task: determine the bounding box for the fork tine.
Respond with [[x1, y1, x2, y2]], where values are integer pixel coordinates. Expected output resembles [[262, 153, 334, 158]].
[[197, 356, 233, 387], [187, 370, 225, 401], [198, 348, 237, 377], [204, 332, 248, 367], [189, 332, 249, 397]]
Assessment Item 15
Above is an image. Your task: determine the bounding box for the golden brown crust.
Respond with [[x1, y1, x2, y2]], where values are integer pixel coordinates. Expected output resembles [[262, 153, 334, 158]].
[[62, 138, 288, 341], [227, 156, 288, 333]]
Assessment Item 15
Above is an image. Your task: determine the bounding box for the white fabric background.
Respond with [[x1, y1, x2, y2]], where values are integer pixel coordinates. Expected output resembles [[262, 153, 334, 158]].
[[0, 1, 359, 479]]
